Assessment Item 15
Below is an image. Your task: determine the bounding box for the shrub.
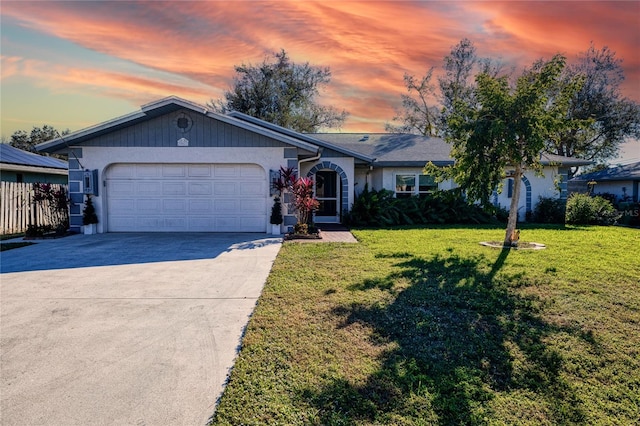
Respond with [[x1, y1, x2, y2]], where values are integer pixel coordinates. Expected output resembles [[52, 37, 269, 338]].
[[565, 193, 620, 225], [82, 195, 98, 225], [29, 183, 70, 235], [274, 166, 319, 228], [532, 196, 566, 224], [270, 197, 283, 225], [346, 187, 497, 227], [594, 192, 618, 207]]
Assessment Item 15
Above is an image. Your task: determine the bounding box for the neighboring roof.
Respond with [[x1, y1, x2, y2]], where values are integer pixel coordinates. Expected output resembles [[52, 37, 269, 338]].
[[36, 96, 321, 155], [308, 133, 453, 167], [571, 161, 640, 182], [539, 153, 592, 167], [1, 143, 68, 170]]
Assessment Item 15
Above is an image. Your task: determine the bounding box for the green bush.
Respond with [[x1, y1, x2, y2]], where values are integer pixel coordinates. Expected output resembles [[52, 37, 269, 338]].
[[565, 193, 620, 225], [532, 196, 566, 224], [346, 186, 497, 227]]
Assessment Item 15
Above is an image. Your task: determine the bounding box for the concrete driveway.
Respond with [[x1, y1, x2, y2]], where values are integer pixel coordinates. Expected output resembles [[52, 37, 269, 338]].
[[0, 233, 281, 425]]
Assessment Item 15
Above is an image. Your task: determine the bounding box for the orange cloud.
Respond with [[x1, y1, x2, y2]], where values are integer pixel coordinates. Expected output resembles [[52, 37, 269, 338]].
[[2, 0, 638, 134]]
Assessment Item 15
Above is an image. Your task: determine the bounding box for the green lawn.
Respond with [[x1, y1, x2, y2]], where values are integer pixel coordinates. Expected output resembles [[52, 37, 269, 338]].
[[211, 225, 639, 425]]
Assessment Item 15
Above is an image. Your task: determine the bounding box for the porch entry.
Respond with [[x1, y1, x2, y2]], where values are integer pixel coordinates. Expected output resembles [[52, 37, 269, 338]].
[[314, 170, 340, 223]]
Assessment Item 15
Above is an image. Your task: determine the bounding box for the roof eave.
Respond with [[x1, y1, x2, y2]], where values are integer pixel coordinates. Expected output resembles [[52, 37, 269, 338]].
[[0, 163, 68, 175], [373, 160, 454, 168]]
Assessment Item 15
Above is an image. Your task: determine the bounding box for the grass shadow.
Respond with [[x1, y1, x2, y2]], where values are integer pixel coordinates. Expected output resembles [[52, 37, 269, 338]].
[[302, 249, 589, 425]]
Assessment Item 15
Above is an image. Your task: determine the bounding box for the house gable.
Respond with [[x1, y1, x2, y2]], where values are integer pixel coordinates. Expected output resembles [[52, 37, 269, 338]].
[[77, 110, 301, 149], [36, 96, 321, 155]]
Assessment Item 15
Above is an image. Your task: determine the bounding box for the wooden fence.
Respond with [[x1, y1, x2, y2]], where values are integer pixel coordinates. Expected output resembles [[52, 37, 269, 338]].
[[0, 182, 69, 235]]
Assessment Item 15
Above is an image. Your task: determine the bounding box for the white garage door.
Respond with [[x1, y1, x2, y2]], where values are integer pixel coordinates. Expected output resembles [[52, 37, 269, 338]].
[[106, 163, 266, 232]]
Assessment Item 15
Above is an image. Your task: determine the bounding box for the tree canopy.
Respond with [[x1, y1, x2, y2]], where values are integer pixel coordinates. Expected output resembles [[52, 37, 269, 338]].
[[210, 49, 347, 133], [439, 53, 582, 245], [391, 40, 638, 171], [7, 125, 69, 159], [546, 44, 640, 175]]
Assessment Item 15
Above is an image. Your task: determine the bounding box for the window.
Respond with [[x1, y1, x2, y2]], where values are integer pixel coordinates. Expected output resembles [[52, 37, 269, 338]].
[[395, 174, 437, 198]]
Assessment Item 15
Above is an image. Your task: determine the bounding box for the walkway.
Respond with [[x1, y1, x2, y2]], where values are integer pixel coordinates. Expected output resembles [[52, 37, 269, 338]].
[[285, 224, 358, 243]]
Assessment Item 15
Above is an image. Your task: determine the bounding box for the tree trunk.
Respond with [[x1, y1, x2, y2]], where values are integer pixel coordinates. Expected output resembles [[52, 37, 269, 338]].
[[504, 163, 523, 246]]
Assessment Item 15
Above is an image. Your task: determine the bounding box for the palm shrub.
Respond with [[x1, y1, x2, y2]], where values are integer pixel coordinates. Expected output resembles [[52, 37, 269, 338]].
[[347, 185, 394, 226], [347, 188, 497, 227]]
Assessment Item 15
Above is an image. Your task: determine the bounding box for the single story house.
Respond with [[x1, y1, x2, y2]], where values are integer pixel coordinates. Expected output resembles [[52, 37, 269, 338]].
[[36, 96, 587, 234], [0, 143, 68, 184], [569, 161, 640, 202]]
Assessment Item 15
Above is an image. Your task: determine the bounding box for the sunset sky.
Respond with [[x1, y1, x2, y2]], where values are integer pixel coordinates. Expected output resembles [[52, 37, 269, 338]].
[[1, 1, 639, 161]]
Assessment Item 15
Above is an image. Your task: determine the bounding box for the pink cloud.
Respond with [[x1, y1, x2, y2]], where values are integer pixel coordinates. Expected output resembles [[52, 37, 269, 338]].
[[2, 0, 638, 133], [0, 56, 24, 80]]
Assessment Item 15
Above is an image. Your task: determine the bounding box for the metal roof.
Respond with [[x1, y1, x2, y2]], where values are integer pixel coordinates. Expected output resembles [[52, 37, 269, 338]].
[[0, 143, 68, 169]]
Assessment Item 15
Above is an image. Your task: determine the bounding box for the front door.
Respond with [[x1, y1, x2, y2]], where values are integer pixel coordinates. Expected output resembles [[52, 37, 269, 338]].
[[314, 170, 339, 223]]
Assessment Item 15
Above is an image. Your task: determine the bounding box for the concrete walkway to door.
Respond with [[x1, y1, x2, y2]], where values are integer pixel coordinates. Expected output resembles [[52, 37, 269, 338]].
[[1, 233, 281, 425]]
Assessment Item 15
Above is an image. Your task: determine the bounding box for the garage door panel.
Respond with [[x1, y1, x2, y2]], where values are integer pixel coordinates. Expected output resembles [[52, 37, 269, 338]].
[[188, 165, 212, 177], [213, 182, 237, 196], [241, 199, 265, 211], [241, 184, 263, 196], [110, 182, 136, 196], [189, 217, 213, 230], [189, 182, 212, 195], [109, 165, 135, 179], [137, 182, 162, 196], [241, 167, 264, 178], [215, 199, 237, 213], [214, 217, 235, 230], [136, 165, 161, 179], [162, 199, 186, 213], [162, 165, 186, 178], [110, 215, 141, 230], [163, 182, 186, 196], [241, 217, 267, 231], [164, 217, 188, 229], [136, 217, 163, 230], [213, 165, 239, 177], [107, 163, 266, 232], [137, 199, 161, 212], [189, 199, 213, 213], [111, 198, 136, 213]]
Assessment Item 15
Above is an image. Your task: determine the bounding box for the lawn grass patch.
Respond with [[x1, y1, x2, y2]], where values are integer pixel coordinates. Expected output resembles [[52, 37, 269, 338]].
[[211, 225, 639, 425]]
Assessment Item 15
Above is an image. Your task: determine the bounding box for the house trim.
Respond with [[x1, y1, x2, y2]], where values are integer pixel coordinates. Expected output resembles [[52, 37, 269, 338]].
[[307, 161, 349, 221]]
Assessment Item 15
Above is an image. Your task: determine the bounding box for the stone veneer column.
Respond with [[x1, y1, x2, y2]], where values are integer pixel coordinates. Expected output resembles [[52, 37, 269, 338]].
[[66, 148, 85, 233]]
